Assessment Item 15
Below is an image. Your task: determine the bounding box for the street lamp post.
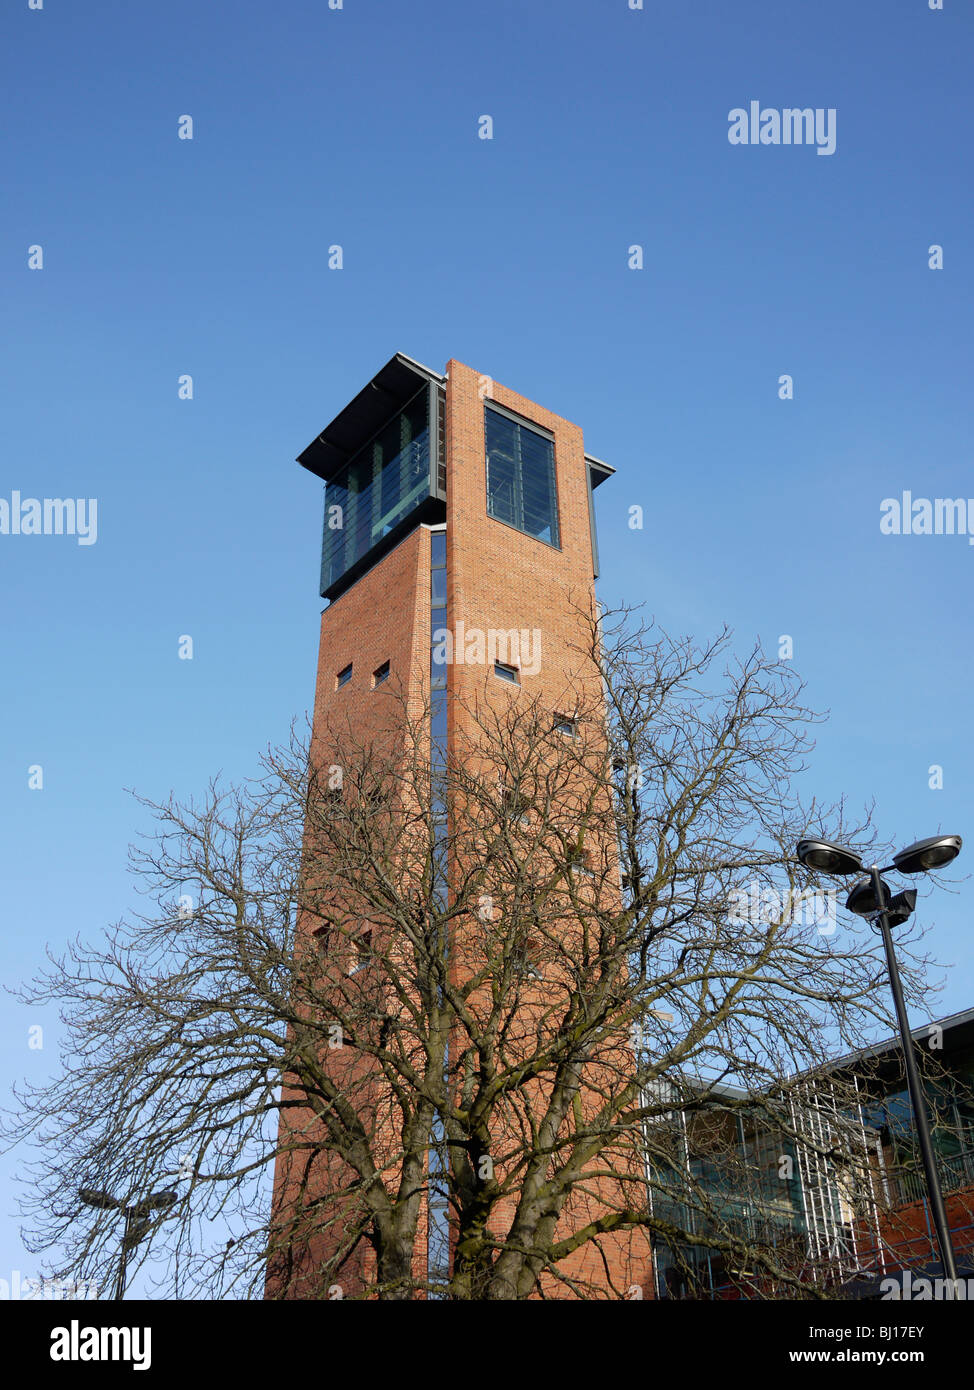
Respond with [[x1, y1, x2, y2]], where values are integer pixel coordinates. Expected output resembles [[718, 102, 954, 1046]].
[[795, 834, 962, 1287], [78, 1187, 178, 1299]]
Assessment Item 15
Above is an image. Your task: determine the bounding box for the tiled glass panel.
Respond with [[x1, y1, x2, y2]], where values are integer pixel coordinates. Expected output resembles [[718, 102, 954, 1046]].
[[431, 604, 448, 688], [431, 691, 447, 762]]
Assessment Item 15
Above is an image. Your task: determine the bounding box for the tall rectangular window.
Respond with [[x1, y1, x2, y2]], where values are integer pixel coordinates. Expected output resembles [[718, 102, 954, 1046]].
[[485, 406, 560, 548], [430, 529, 448, 693]]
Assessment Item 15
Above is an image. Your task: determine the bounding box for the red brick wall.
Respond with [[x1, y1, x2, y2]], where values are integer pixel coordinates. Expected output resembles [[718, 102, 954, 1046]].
[[444, 357, 599, 713], [855, 1185, 974, 1271], [267, 525, 433, 1299], [311, 522, 430, 746], [443, 359, 652, 1298]]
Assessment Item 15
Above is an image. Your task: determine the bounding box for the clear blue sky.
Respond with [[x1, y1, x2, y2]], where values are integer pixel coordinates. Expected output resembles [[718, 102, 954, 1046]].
[[2, 0, 972, 1293]]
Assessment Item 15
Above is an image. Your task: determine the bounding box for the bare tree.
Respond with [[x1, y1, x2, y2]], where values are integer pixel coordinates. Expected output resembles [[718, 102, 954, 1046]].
[[2, 610, 946, 1300]]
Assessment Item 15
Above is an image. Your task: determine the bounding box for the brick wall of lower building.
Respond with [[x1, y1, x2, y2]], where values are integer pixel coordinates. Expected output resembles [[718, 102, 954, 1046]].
[[855, 1184, 974, 1272]]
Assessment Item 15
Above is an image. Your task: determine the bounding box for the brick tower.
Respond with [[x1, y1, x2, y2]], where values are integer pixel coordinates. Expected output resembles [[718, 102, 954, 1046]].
[[268, 354, 651, 1299]]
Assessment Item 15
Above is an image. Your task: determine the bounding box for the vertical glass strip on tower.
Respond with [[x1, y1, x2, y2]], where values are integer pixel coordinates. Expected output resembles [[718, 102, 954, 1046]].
[[427, 527, 451, 1292]]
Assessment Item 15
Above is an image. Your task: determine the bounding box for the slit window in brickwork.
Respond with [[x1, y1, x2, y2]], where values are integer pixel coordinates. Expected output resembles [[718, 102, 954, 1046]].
[[349, 930, 373, 974]]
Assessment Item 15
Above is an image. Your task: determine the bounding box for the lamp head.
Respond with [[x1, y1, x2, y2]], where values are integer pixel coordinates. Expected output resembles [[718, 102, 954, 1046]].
[[892, 835, 962, 875], [886, 888, 918, 928], [846, 877, 892, 917], [144, 1189, 178, 1210], [797, 838, 865, 876], [79, 1188, 122, 1211]]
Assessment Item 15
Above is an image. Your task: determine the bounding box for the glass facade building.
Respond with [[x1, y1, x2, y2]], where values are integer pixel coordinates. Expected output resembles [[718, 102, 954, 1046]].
[[644, 1014, 974, 1299]]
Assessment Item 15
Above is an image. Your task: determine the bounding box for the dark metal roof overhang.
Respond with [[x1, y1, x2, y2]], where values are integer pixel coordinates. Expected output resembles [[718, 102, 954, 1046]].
[[584, 454, 614, 580], [297, 352, 445, 483], [819, 1005, 974, 1088], [586, 453, 615, 489]]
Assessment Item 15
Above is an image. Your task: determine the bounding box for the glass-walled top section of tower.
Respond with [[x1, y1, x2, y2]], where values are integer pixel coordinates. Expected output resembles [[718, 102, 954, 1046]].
[[321, 388, 429, 593], [297, 353, 447, 602]]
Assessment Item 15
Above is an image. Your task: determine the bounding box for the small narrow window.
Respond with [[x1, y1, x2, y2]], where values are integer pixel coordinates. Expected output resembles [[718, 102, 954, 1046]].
[[311, 924, 331, 955], [337, 663, 353, 688], [349, 929, 373, 974], [553, 713, 576, 737], [373, 660, 390, 687], [494, 661, 519, 685]]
